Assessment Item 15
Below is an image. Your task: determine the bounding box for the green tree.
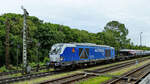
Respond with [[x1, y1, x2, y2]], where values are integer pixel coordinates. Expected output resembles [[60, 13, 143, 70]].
[[103, 21, 130, 49], [0, 13, 150, 68]]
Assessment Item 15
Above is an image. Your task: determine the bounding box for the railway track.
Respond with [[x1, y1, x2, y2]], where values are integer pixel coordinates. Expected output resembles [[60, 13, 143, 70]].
[[39, 73, 90, 84], [106, 62, 150, 84], [0, 65, 46, 76], [0, 56, 149, 84], [0, 70, 22, 76], [38, 58, 149, 84], [0, 55, 147, 77], [0, 69, 68, 84]]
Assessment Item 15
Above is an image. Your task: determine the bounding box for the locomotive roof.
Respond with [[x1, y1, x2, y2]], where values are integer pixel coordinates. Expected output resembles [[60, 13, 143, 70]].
[[54, 43, 114, 48]]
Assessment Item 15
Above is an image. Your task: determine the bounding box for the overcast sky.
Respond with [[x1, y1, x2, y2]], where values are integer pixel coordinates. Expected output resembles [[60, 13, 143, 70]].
[[1, 0, 150, 46]]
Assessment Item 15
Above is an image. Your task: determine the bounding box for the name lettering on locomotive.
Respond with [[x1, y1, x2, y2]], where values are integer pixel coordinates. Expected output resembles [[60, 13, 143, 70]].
[[95, 48, 104, 52]]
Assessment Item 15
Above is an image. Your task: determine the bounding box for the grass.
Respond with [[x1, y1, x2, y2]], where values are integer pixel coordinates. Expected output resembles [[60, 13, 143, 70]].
[[0, 62, 46, 73], [77, 76, 112, 84], [8, 68, 54, 78], [9, 73, 22, 77], [13, 70, 81, 84]]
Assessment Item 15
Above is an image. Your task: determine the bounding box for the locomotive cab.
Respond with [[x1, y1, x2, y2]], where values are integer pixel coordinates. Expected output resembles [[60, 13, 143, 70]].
[[49, 43, 76, 68], [49, 44, 64, 67], [49, 44, 63, 62]]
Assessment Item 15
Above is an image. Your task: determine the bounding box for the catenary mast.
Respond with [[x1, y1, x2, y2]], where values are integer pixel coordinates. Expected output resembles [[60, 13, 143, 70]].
[[21, 6, 29, 73]]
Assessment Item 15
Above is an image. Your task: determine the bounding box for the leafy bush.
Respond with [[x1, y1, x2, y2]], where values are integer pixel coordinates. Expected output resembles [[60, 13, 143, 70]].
[[43, 57, 50, 64], [0, 66, 9, 72], [29, 62, 36, 67]]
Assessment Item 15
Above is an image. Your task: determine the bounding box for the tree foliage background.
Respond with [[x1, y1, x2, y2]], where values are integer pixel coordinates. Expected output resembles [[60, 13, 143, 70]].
[[0, 13, 150, 67]]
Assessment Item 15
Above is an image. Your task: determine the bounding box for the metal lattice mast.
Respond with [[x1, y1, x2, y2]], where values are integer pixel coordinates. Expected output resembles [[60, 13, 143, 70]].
[[21, 6, 29, 71]]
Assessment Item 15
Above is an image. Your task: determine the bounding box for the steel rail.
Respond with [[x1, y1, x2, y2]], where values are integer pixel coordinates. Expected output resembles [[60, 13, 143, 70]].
[[38, 58, 149, 84], [0, 56, 149, 84], [107, 63, 150, 84]]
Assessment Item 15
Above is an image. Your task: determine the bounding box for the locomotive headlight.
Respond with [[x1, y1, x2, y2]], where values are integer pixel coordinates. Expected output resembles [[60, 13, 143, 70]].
[[60, 56, 64, 61]]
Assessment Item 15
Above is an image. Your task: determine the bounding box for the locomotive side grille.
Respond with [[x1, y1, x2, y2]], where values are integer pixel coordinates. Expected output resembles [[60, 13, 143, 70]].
[[85, 48, 89, 56], [79, 48, 89, 59], [105, 49, 111, 57]]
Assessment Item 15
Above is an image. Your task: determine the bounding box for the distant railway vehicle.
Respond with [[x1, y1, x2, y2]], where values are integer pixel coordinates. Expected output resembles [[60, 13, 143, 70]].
[[49, 43, 115, 68], [144, 51, 150, 55], [119, 49, 148, 56], [119, 49, 136, 56]]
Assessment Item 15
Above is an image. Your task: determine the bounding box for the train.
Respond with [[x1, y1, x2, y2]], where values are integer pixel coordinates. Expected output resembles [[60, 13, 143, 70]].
[[48, 43, 150, 69]]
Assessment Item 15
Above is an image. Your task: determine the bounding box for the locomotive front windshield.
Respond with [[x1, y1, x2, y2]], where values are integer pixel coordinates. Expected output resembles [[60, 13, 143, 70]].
[[50, 44, 63, 55]]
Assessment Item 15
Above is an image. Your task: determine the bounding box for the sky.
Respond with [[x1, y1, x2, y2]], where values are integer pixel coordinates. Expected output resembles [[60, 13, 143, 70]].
[[0, 0, 150, 46]]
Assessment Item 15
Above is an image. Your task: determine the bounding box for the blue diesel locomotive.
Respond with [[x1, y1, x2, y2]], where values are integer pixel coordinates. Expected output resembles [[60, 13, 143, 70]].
[[49, 43, 115, 68]]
